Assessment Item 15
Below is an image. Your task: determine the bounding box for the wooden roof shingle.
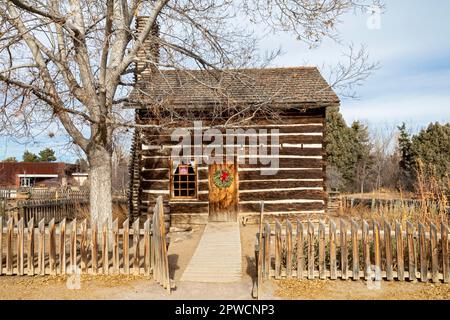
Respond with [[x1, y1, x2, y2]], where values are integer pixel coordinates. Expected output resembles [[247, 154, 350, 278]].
[[125, 67, 340, 108]]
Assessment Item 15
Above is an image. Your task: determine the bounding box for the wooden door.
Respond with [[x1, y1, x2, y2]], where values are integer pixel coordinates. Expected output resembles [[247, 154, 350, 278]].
[[208, 163, 238, 222]]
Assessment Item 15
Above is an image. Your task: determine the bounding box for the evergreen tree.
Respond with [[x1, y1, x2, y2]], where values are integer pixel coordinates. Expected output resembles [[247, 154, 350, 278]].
[[324, 107, 357, 191], [38, 148, 57, 162], [397, 123, 414, 190], [411, 122, 450, 180], [22, 151, 39, 162]]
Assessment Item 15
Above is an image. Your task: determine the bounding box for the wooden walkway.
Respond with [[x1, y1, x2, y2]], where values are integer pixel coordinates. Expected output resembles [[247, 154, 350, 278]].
[[180, 222, 242, 283]]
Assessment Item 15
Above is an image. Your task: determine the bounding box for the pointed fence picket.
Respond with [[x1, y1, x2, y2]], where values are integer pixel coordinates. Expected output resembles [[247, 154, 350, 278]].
[[0, 196, 171, 293]]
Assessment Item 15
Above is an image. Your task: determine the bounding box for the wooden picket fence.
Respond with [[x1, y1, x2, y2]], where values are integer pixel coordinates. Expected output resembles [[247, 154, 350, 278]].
[[27, 188, 90, 200], [16, 199, 88, 224], [255, 217, 449, 297], [0, 196, 171, 293], [0, 189, 14, 199]]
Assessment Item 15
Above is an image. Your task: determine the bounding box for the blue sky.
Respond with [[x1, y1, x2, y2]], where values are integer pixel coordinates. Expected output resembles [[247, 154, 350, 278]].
[[260, 0, 450, 130], [1, 0, 449, 162]]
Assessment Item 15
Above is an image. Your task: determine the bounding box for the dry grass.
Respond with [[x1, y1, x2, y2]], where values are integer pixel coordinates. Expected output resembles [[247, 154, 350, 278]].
[[74, 200, 129, 225], [339, 167, 449, 226]]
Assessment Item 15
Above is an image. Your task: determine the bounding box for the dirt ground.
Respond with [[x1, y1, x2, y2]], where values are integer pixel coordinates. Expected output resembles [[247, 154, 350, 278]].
[[272, 279, 450, 300], [0, 223, 448, 300]]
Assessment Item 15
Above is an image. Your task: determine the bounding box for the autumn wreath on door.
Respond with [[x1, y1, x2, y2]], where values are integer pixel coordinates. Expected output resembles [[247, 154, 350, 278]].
[[213, 168, 233, 189]]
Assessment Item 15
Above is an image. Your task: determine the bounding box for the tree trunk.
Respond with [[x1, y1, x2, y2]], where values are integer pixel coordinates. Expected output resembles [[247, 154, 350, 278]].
[[88, 147, 113, 230]]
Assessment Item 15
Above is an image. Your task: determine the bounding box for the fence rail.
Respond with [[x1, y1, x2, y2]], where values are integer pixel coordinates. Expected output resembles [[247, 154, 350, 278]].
[[0, 196, 171, 293], [255, 216, 449, 297]]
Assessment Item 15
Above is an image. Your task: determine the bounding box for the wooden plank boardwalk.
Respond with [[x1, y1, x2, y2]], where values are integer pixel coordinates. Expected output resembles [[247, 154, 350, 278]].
[[180, 222, 242, 283]]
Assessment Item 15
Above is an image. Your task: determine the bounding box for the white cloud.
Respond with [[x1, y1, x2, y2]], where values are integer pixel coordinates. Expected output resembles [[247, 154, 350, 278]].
[[342, 93, 450, 129]]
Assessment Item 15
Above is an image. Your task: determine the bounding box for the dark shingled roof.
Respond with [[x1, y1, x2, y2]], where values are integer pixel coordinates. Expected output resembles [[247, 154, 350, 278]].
[[125, 67, 340, 108]]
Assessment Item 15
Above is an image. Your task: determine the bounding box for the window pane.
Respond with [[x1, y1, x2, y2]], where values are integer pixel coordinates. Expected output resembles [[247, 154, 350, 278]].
[[172, 161, 197, 198]]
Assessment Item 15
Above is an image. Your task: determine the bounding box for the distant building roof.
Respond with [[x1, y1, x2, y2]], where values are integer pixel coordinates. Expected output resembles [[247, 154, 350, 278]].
[[125, 67, 340, 109], [0, 162, 78, 187]]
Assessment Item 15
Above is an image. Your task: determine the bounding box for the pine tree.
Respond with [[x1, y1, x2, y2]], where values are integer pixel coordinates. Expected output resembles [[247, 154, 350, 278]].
[[411, 122, 450, 180], [398, 123, 413, 172], [22, 151, 39, 162], [324, 107, 357, 191], [397, 123, 414, 190], [38, 148, 57, 162]]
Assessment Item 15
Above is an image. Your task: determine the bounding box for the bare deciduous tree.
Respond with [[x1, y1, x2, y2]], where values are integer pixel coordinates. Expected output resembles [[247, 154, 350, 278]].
[[0, 0, 381, 226]]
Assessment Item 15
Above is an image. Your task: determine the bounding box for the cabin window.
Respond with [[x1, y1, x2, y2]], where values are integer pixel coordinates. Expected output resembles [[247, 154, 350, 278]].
[[170, 160, 197, 199]]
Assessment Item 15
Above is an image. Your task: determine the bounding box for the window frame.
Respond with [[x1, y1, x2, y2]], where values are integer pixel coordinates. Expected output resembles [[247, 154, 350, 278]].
[[169, 159, 198, 201], [20, 177, 34, 187]]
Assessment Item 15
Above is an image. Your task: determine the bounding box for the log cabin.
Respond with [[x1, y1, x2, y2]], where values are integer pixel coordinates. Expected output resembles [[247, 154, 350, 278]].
[[126, 18, 340, 227]]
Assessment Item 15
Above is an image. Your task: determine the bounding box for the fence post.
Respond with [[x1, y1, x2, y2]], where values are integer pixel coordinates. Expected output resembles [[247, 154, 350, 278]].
[[144, 219, 151, 276], [274, 220, 282, 279], [396, 221, 405, 281], [318, 221, 326, 280], [123, 219, 130, 275], [362, 220, 371, 280], [49, 219, 56, 275], [286, 220, 293, 279], [157, 196, 171, 293], [254, 233, 260, 299], [256, 201, 264, 298], [418, 222, 427, 282], [340, 219, 348, 280], [296, 220, 304, 279], [27, 218, 34, 276], [38, 219, 45, 275], [6, 218, 13, 275], [384, 220, 393, 281], [430, 223, 438, 283], [133, 219, 140, 275], [59, 219, 66, 275], [80, 220, 88, 274], [406, 221, 417, 282], [264, 222, 271, 279], [373, 220, 381, 281], [91, 220, 98, 275], [351, 219, 359, 280], [113, 219, 119, 274], [330, 220, 337, 280], [69, 219, 77, 275], [17, 218, 24, 275], [307, 221, 314, 280], [102, 221, 109, 275]]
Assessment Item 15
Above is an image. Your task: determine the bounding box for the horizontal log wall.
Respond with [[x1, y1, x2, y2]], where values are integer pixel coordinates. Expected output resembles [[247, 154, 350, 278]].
[[135, 112, 326, 222]]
